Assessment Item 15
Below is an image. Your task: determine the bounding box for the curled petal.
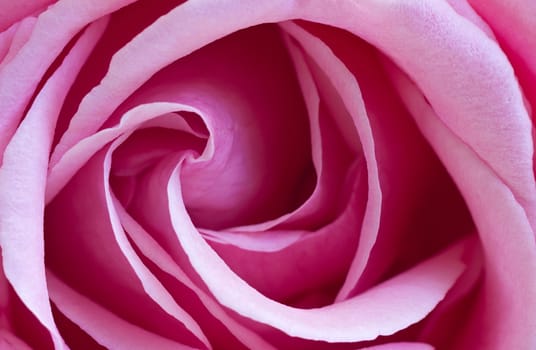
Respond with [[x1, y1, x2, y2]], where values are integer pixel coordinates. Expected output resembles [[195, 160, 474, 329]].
[[168, 161, 468, 342], [0, 18, 107, 349], [47, 272, 199, 350], [387, 62, 536, 349]]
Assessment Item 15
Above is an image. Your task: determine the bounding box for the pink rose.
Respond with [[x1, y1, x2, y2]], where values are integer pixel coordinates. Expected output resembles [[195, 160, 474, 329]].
[[1, 0, 535, 349]]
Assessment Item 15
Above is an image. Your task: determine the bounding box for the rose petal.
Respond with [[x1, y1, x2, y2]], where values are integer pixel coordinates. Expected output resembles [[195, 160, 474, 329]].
[[47, 272, 198, 350], [444, 0, 495, 37], [0, 329, 33, 350], [45, 144, 208, 348], [416, 234, 483, 347], [167, 161, 468, 342], [0, 18, 107, 349], [281, 22, 383, 301], [51, 0, 303, 165], [0, 0, 52, 31], [46, 102, 201, 203], [0, 0, 136, 159], [115, 199, 277, 350], [294, 0, 536, 230], [208, 165, 364, 304], [387, 62, 536, 349], [0, 23, 17, 63], [103, 138, 210, 347], [468, 0, 536, 112], [0, 17, 36, 72]]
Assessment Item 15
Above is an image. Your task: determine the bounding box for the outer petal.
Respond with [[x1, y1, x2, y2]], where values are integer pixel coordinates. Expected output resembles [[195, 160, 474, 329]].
[[468, 0, 536, 112], [0, 19, 107, 349], [293, 0, 536, 230], [0, 0, 137, 159], [51, 0, 302, 164], [387, 63, 536, 349]]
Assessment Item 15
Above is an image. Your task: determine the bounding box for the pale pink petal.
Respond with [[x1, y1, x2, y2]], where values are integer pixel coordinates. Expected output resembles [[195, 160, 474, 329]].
[[293, 0, 536, 230], [47, 272, 198, 350], [51, 0, 303, 165], [1, 256, 55, 348], [468, 0, 536, 112], [115, 200, 277, 350], [281, 21, 382, 301], [45, 145, 208, 348], [200, 228, 306, 252], [0, 19, 107, 350], [416, 235, 483, 347], [104, 138, 210, 347], [0, 0, 136, 159], [0, 17, 36, 71], [0, 22, 17, 63], [167, 160, 468, 342], [46, 102, 202, 203], [444, 0, 494, 37], [387, 63, 536, 349]]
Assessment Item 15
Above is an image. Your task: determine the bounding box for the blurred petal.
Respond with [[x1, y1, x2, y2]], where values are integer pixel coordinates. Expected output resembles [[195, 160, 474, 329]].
[[0, 329, 33, 350], [0, 17, 36, 71], [361, 343, 433, 350], [0, 0, 52, 31]]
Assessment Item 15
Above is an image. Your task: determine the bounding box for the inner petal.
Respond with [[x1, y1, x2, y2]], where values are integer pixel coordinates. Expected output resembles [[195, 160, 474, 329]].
[[116, 24, 316, 230]]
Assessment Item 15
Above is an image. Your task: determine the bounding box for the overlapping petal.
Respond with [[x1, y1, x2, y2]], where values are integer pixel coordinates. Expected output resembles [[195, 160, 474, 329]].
[[0, 18, 107, 349], [0, 0, 533, 348]]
